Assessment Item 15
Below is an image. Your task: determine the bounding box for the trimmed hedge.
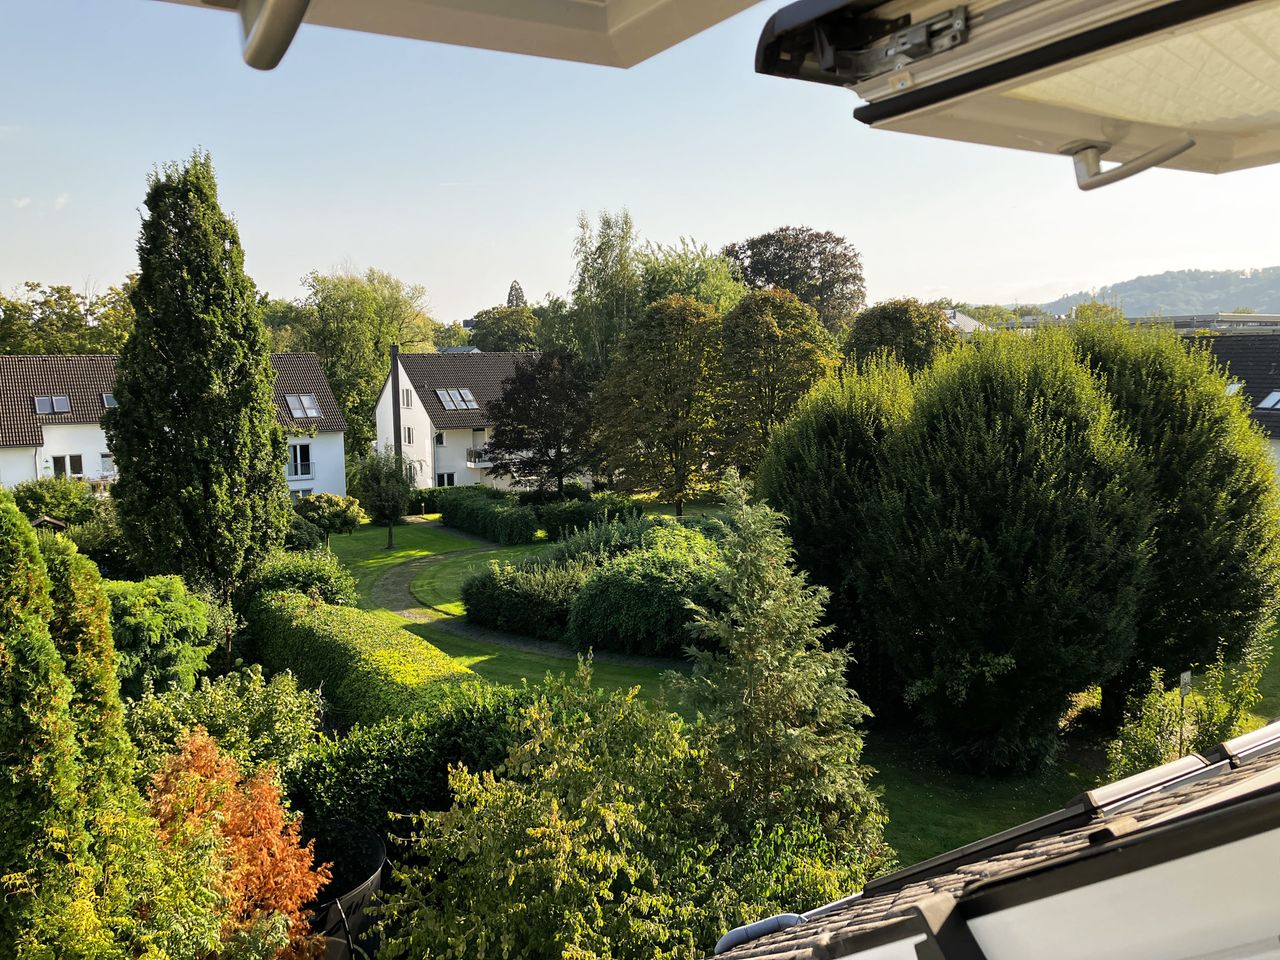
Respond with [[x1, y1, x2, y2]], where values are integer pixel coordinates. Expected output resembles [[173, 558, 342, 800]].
[[515, 483, 590, 508], [287, 683, 528, 832], [248, 591, 476, 727], [537, 492, 643, 541], [462, 558, 595, 642], [565, 532, 722, 657], [439, 487, 538, 545], [242, 549, 359, 608]]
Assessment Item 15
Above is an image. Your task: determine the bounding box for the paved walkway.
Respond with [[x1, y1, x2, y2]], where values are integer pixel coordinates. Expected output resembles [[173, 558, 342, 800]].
[[368, 536, 682, 670]]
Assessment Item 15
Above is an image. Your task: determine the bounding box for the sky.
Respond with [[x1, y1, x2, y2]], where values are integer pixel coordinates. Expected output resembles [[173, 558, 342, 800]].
[[2, 0, 1279, 324]]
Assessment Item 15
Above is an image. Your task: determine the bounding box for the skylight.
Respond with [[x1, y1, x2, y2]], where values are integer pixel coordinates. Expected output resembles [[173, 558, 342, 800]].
[[1257, 391, 1280, 410], [102, 393, 117, 409], [285, 393, 320, 418], [435, 388, 479, 410], [33, 396, 53, 414], [34, 395, 70, 414]]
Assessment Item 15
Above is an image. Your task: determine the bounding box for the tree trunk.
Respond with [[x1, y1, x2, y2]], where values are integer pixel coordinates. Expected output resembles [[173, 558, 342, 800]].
[[675, 498, 684, 519], [386, 521, 395, 550], [557, 474, 564, 496]]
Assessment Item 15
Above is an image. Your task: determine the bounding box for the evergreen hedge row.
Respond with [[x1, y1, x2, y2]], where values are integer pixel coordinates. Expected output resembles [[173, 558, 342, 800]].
[[438, 487, 538, 545], [537, 492, 643, 541], [248, 591, 476, 727]]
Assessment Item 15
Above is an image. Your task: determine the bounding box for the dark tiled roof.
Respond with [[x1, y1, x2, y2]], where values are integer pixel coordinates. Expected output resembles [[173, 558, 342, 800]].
[[714, 722, 1280, 959], [398, 351, 530, 429], [1197, 333, 1280, 437], [0, 355, 118, 447], [270, 352, 347, 435], [0, 353, 344, 448]]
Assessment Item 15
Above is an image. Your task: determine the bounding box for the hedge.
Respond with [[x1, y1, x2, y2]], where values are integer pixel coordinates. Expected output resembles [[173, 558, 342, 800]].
[[537, 492, 643, 541], [461, 557, 596, 642], [241, 549, 359, 608], [515, 483, 590, 508], [438, 487, 538, 545], [248, 591, 477, 727], [287, 683, 528, 832]]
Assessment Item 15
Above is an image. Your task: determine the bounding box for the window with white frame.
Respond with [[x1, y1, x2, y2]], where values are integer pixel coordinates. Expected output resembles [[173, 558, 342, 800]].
[[34, 395, 70, 414], [401, 387, 413, 408], [285, 393, 321, 418], [288, 443, 313, 479], [52, 454, 83, 478], [436, 472, 455, 487], [434, 388, 479, 410], [434, 431, 445, 446], [1257, 391, 1280, 410], [404, 426, 414, 445], [102, 393, 117, 409], [100, 453, 114, 476]]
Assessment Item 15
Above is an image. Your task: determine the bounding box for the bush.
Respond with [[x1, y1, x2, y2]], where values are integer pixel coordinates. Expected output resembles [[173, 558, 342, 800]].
[[869, 332, 1152, 771], [10, 476, 98, 525], [756, 357, 913, 707], [537, 491, 642, 540], [248, 591, 478, 727], [413, 487, 445, 515], [294, 493, 366, 546], [126, 664, 324, 778], [845, 297, 958, 371], [538, 512, 660, 566], [105, 575, 215, 700], [439, 486, 538, 544], [462, 557, 596, 642], [514, 482, 590, 508], [242, 549, 359, 608], [566, 525, 722, 657], [288, 683, 527, 833], [284, 512, 325, 551]]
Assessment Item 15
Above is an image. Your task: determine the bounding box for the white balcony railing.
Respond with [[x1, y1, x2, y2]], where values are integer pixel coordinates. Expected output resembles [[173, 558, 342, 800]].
[[466, 447, 492, 468]]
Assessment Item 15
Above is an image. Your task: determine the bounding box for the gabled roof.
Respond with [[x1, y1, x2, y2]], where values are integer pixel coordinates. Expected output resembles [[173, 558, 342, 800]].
[[0, 353, 345, 448], [270, 353, 347, 435], [714, 721, 1280, 960], [0, 355, 119, 448], [1198, 333, 1280, 437], [398, 352, 530, 430]]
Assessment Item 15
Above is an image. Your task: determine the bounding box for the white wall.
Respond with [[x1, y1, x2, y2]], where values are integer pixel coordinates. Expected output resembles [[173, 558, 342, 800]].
[[374, 360, 436, 486], [285, 431, 347, 497], [431, 426, 510, 489], [0, 447, 40, 487]]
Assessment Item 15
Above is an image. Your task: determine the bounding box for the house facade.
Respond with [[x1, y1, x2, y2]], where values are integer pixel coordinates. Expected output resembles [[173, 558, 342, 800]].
[[0, 353, 347, 497], [373, 350, 528, 488]]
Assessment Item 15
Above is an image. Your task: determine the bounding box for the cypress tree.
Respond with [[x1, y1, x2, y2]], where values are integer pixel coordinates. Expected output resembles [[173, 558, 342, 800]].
[[105, 152, 290, 650], [0, 499, 84, 944]]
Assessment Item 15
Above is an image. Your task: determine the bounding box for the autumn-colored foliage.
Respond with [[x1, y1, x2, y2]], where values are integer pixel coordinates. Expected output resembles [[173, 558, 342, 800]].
[[149, 728, 331, 955]]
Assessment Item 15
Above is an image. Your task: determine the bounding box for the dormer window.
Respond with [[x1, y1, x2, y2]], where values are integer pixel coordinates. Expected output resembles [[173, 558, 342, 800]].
[[285, 393, 321, 418], [34, 395, 69, 414]]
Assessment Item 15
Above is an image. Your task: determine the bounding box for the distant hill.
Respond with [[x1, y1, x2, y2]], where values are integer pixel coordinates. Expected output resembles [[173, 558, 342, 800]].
[[1036, 267, 1280, 317]]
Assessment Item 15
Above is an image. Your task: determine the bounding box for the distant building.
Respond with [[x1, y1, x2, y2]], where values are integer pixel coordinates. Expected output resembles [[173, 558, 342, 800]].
[[1198, 333, 1280, 465], [945, 309, 987, 334], [0, 353, 347, 497], [373, 350, 528, 488]]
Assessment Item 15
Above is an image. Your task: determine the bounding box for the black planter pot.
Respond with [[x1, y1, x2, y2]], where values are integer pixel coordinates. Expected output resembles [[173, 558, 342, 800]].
[[308, 824, 386, 960]]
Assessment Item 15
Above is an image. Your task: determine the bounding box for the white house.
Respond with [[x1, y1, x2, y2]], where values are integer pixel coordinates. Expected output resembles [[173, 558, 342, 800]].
[[373, 349, 529, 488], [0, 353, 348, 498]]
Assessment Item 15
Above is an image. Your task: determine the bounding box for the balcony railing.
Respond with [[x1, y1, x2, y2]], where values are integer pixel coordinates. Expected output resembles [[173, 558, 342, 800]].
[[466, 447, 492, 468]]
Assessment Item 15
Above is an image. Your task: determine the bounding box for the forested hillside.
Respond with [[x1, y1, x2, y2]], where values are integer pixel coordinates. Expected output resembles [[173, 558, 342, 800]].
[[1038, 267, 1280, 316]]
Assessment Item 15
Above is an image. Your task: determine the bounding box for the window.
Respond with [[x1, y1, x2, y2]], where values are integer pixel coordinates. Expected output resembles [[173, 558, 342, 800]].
[[291, 488, 313, 502], [403, 426, 414, 445], [401, 387, 413, 408], [285, 393, 321, 418], [34, 395, 68, 413], [288, 443, 313, 479], [52, 395, 70, 413], [1257, 391, 1280, 410], [434, 388, 478, 410], [102, 393, 117, 408], [436, 472, 455, 487], [100, 453, 114, 476], [434, 431, 445, 446], [52, 455, 83, 478], [1225, 382, 1242, 397]]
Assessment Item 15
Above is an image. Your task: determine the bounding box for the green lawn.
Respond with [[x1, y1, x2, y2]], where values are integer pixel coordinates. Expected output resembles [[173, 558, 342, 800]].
[[411, 544, 551, 615], [329, 522, 476, 601], [645, 501, 727, 520]]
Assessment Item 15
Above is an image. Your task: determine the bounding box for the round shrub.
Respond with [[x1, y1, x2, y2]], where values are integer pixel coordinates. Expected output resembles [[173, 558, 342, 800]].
[[284, 513, 325, 551], [287, 683, 528, 833], [11, 476, 98, 525], [294, 493, 366, 546], [242, 549, 359, 608], [844, 297, 958, 371], [105, 575, 215, 700], [868, 331, 1152, 771], [566, 526, 722, 657]]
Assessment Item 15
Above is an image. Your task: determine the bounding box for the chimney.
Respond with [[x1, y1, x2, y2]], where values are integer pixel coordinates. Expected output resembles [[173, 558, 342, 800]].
[[391, 343, 403, 468]]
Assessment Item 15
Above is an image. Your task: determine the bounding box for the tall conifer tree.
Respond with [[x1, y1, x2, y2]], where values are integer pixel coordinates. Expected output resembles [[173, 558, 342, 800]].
[[106, 152, 289, 637]]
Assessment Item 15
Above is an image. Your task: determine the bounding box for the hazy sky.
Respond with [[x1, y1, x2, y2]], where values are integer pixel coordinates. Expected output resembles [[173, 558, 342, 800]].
[[3, 0, 1278, 323]]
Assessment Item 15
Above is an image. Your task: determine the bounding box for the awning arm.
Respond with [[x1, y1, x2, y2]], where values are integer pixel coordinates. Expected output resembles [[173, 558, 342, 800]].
[[237, 0, 310, 70]]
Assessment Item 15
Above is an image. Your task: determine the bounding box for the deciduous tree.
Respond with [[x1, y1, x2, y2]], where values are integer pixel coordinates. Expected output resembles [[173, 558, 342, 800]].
[[639, 238, 746, 314], [598, 295, 719, 515], [353, 449, 414, 548], [486, 349, 594, 494], [723, 226, 865, 335], [105, 151, 291, 658], [566, 209, 643, 374], [716, 289, 838, 473], [845, 297, 958, 371], [469, 305, 538, 352]]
